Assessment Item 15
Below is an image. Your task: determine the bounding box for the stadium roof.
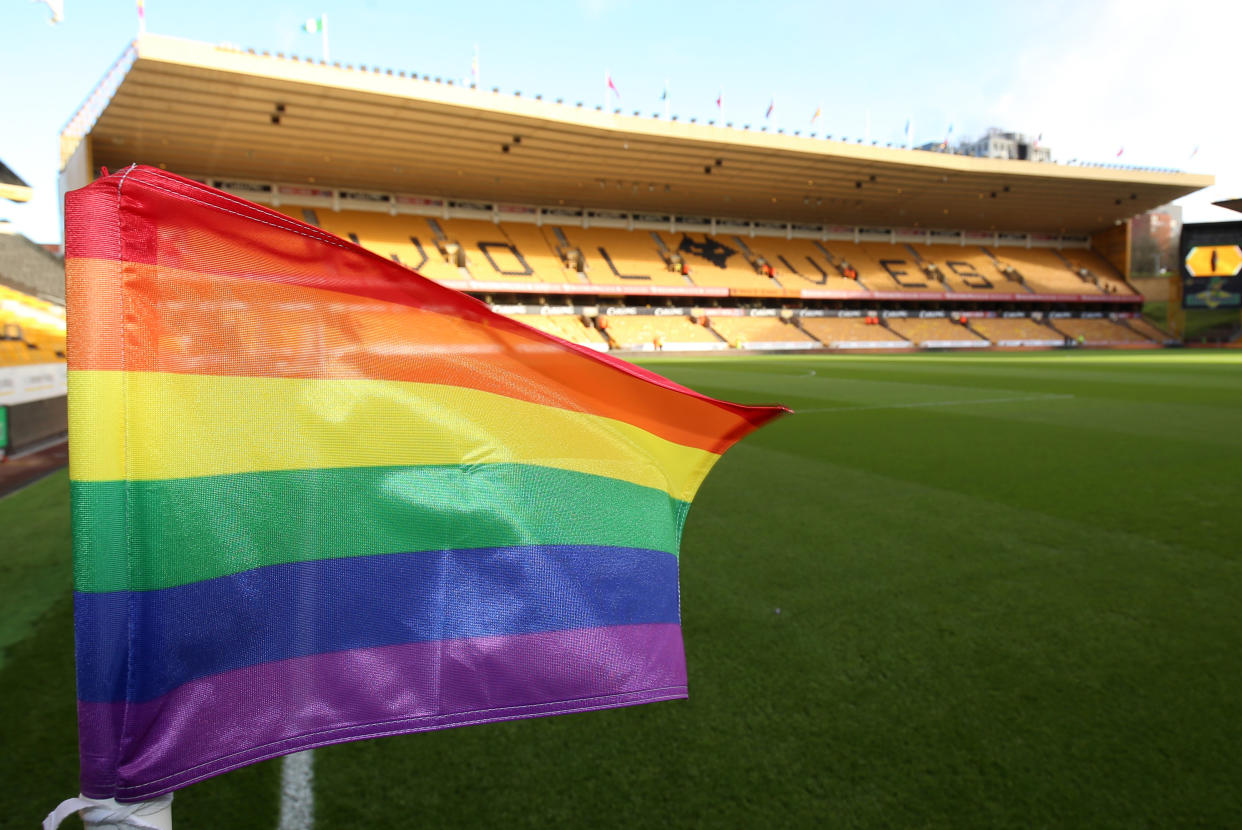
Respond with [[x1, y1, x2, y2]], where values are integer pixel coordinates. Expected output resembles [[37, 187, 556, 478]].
[[0, 230, 65, 304], [67, 35, 1213, 235], [0, 159, 32, 203]]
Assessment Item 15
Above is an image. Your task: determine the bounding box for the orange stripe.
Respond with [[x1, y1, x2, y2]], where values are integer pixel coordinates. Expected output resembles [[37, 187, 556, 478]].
[[66, 256, 124, 372], [66, 257, 758, 454]]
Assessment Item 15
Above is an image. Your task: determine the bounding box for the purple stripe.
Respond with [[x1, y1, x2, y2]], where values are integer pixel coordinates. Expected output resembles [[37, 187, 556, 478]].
[[80, 623, 685, 801]]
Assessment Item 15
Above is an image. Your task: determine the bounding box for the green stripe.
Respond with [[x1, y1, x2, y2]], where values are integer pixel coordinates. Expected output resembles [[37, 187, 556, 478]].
[[72, 463, 690, 593]]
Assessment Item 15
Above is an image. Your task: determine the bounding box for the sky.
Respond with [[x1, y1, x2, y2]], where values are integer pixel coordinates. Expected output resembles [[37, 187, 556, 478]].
[[1, 0, 1238, 243]]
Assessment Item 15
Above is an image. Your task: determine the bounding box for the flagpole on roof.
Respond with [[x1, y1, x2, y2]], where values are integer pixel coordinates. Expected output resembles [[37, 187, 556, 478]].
[[33, 0, 64, 24], [302, 13, 329, 61]]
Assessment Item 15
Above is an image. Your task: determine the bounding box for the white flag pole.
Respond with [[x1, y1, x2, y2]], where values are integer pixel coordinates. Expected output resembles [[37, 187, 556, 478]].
[[44, 793, 173, 829], [320, 13, 329, 62]]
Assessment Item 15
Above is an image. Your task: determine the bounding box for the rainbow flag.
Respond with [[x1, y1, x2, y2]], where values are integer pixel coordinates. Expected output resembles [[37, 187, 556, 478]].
[[65, 166, 788, 801]]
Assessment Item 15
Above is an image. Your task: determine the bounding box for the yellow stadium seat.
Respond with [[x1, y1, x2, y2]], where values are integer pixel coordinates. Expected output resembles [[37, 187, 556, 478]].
[[599, 315, 724, 350], [885, 317, 988, 347], [652, 231, 774, 290], [0, 285, 66, 364], [554, 226, 689, 288], [1063, 249, 1135, 295], [1047, 317, 1155, 345], [905, 245, 1015, 293], [986, 247, 1123, 295], [707, 316, 817, 348], [433, 218, 560, 284], [968, 317, 1063, 345], [506, 314, 609, 348], [273, 205, 1142, 304], [797, 317, 910, 347], [732, 237, 865, 293], [311, 211, 463, 282], [485, 222, 576, 283]]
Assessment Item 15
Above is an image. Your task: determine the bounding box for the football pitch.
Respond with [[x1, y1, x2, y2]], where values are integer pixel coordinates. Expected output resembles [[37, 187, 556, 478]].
[[3, 350, 1240, 828]]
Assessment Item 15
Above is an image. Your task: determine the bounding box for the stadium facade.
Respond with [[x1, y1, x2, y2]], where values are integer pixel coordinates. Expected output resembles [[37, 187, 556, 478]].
[[0, 230, 67, 457], [51, 34, 1215, 354]]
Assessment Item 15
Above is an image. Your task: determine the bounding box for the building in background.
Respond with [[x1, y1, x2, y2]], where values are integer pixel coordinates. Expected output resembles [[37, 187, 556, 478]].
[[1130, 203, 1182, 276], [957, 128, 1051, 162]]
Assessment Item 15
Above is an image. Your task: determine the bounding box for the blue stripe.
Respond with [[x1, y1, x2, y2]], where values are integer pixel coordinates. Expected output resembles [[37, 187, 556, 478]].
[[75, 544, 680, 703]]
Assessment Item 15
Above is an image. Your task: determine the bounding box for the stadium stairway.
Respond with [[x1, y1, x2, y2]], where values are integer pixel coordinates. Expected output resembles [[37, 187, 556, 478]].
[[707, 315, 817, 350], [1046, 317, 1156, 346], [733, 238, 864, 293], [963, 318, 989, 343], [793, 316, 911, 349], [979, 247, 1036, 293], [966, 316, 1064, 347], [1054, 248, 1136, 296], [595, 313, 728, 351], [886, 316, 989, 348], [1122, 317, 1173, 345]]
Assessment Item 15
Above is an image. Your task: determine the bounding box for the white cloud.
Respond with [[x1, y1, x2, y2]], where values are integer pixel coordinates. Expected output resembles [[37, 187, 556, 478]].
[[989, 0, 1240, 221]]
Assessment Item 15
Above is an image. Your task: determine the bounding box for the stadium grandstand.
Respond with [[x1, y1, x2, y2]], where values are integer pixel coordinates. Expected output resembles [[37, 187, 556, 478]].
[[0, 208, 68, 458], [0, 159, 34, 205], [57, 35, 1214, 353]]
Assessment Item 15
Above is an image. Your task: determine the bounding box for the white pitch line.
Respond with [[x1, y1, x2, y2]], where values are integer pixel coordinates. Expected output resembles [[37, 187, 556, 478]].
[[797, 393, 1074, 414], [278, 750, 315, 830]]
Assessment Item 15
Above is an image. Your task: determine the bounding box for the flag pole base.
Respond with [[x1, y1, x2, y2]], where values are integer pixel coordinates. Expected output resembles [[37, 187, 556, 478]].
[[43, 793, 173, 830]]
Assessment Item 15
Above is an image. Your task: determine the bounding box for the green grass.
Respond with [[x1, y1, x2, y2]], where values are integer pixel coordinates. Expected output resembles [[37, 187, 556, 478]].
[[0, 470, 72, 670], [3, 352, 1241, 828], [1144, 300, 1240, 341]]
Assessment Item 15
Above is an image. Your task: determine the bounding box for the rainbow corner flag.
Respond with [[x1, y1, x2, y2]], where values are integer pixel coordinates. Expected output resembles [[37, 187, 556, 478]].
[[65, 166, 789, 801]]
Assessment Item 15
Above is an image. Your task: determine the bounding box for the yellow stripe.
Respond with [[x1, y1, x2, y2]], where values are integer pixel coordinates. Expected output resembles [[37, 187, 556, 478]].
[[68, 370, 720, 502]]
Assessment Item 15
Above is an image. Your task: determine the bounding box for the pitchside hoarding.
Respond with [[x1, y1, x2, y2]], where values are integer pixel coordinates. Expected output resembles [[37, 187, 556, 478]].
[[1181, 221, 1242, 309]]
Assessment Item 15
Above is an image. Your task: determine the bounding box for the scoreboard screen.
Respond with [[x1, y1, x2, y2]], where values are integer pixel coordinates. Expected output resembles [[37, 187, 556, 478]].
[[1181, 221, 1242, 309]]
